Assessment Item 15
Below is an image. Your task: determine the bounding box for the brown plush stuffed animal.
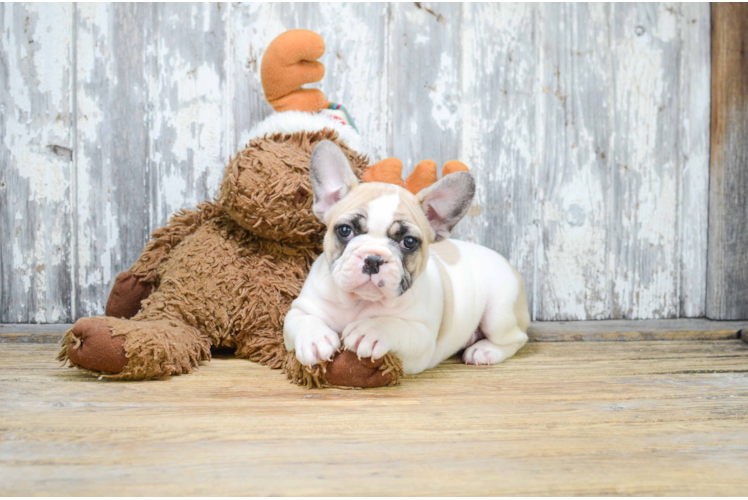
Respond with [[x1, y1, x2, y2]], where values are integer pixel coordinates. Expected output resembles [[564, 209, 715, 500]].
[[57, 30, 405, 388]]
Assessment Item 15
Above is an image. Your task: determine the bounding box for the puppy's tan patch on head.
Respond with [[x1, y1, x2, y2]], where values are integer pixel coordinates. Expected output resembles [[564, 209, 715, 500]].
[[327, 183, 399, 223]]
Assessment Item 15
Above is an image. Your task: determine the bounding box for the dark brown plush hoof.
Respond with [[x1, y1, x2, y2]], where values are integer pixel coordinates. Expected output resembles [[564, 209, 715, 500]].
[[67, 318, 129, 374], [325, 350, 393, 388], [105, 271, 153, 319]]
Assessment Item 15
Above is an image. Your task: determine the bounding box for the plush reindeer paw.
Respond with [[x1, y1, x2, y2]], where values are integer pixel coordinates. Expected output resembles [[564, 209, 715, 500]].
[[284, 350, 404, 389], [64, 318, 129, 374], [325, 350, 394, 388]]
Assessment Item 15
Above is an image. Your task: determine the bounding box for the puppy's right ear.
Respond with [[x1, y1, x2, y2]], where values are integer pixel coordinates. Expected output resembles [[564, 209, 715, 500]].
[[309, 140, 358, 223], [416, 171, 475, 242]]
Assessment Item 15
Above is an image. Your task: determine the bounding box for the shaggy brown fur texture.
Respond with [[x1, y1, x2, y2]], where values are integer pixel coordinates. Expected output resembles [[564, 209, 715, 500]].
[[285, 351, 403, 389], [58, 129, 404, 386]]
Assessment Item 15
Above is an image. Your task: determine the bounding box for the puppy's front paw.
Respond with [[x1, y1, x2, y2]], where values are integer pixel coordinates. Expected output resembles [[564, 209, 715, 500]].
[[342, 320, 394, 360], [295, 329, 341, 367]]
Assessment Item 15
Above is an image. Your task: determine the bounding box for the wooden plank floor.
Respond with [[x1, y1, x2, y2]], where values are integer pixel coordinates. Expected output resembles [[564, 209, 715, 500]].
[[1, 341, 748, 496]]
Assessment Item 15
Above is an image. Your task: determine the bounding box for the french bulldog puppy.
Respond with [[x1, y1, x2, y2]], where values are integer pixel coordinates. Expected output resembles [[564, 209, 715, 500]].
[[283, 141, 530, 375]]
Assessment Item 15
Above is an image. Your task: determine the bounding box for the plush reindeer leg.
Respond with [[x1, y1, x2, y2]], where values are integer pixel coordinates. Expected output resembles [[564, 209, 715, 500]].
[[59, 316, 211, 380], [105, 272, 153, 319]]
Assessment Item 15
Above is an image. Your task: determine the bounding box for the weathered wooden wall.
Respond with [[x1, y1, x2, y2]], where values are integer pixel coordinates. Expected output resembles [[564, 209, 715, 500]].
[[707, 3, 748, 320], [1, 3, 713, 323]]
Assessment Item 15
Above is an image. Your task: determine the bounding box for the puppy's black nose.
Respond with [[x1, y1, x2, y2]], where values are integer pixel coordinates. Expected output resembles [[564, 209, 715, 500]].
[[363, 255, 384, 275]]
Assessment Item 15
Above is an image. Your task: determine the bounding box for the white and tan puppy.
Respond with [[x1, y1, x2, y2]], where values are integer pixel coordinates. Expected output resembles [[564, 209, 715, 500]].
[[284, 141, 530, 375]]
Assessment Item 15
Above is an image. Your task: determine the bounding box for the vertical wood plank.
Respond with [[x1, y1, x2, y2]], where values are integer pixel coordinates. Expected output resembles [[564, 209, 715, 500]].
[[230, 2, 276, 153], [149, 3, 230, 228], [0, 3, 74, 322], [458, 3, 539, 317], [536, 3, 613, 320], [231, 3, 389, 158], [74, 4, 153, 317], [677, 3, 710, 317], [388, 2, 462, 173], [608, 4, 686, 319], [707, 3, 748, 320]]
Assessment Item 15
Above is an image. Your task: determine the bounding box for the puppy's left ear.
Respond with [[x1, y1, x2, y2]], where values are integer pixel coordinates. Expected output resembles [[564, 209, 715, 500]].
[[416, 171, 475, 241], [309, 140, 359, 223]]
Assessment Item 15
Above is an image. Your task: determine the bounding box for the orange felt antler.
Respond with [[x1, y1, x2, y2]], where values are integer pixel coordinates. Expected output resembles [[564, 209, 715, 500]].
[[442, 160, 469, 176], [363, 158, 469, 194], [362, 158, 404, 186], [261, 30, 327, 113], [404, 160, 438, 194]]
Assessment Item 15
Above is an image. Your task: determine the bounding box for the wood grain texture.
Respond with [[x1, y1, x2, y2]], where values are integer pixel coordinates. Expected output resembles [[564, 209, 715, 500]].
[[0, 323, 72, 335], [608, 3, 684, 320], [230, 2, 274, 152], [0, 333, 62, 344], [1, 2, 714, 323], [527, 318, 747, 342], [537, 3, 613, 320], [2, 341, 748, 495], [74, 4, 153, 317], [388, 2, 462, 170], [0, 3, 74, 323], [457, 3, 539, 318], [536, 4, 711, 320], [677, 3, 711, 318], [149, 3, 230, 230], [707, 3, 748, 320]]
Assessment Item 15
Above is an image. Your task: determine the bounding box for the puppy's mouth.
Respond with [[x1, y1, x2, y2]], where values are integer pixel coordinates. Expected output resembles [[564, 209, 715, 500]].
[[332, 263, 401, 301], [350, 275, 389, 300]]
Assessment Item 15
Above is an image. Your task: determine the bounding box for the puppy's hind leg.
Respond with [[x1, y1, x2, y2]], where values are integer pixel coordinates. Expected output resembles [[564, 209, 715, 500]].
[[463, 278, 530, 366]]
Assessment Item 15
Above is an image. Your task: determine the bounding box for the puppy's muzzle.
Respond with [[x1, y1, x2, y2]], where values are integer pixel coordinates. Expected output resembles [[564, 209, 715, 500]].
[[363, 255, 385, 275]]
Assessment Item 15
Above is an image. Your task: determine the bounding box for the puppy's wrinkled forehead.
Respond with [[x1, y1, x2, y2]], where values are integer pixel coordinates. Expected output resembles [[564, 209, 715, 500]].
[[329, 183, 433, 239]]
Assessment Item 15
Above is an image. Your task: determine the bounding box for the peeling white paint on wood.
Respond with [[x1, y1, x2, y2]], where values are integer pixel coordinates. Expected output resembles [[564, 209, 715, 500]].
[[1, 3, 73, 322], [607, 3, 683, 320], [677, 2, 710, 318], [389, 3, 462, 170], [150, 3, 230, 226], [74, 4, 153, 318], [536, 3, 710, 320], [0, 2, 711, 323], [457, 3, 539, 317]]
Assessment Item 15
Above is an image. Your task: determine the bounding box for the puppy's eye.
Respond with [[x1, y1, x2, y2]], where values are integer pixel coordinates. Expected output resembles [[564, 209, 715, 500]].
[[336, 225, 353, 239], [402, 236, 419, 250]]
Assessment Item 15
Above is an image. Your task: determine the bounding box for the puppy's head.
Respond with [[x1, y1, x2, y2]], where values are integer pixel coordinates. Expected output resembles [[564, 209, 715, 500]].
[[310, 140, 475, 301]]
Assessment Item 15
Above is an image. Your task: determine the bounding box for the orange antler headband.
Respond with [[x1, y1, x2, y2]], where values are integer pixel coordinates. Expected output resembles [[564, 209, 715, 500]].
[[362, 158, 470, 194]]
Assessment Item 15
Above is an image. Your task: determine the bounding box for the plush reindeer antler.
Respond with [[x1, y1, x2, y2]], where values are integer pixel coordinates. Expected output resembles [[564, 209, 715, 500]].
[[363, 158, 470, 194], [261, 30, 327, 113]]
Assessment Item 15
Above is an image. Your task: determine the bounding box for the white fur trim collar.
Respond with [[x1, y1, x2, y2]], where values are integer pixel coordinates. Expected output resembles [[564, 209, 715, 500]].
[[247, 111, 363, 153]]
